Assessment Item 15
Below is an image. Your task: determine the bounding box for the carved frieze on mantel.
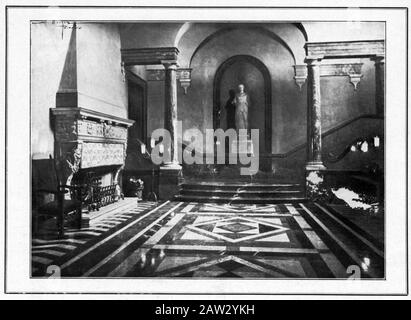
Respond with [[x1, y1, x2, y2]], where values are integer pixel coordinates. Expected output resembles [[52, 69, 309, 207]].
[[103, 123, 128, 140], [81, 143, 124, 169], [77, 119, 104, 138], [147, 68, 192, 94], [51, 107, 134, 143], [51, 107, 134, 185], [75, 120, 128, 140]]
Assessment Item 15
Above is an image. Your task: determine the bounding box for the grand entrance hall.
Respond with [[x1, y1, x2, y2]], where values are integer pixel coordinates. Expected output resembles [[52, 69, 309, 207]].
[[30, 20, 385, 280]]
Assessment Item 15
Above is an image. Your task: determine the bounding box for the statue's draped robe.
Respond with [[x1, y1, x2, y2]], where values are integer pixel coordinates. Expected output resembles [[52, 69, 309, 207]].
[[234, 92, 249, 131]]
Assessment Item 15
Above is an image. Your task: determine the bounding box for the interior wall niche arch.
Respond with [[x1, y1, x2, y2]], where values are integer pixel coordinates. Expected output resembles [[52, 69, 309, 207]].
[[213, 54, 272, 156], [190, 26, 296, 68]]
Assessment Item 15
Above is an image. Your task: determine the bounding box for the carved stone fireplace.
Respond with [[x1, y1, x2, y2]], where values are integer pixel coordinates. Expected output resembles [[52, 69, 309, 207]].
[[50, 107, 134, 211]]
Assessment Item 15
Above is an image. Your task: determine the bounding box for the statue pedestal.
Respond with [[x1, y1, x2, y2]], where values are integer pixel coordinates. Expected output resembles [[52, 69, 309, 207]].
[[231, 138, 254, 156], [159, 163, 182, 200]]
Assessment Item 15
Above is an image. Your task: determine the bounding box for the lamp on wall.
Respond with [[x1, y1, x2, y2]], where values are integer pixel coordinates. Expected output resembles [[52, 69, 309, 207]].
[[360, 141, 368, 153], [374, 136, 380, 148], [140, 143, 146, 154], [327, 134, 382, 163]]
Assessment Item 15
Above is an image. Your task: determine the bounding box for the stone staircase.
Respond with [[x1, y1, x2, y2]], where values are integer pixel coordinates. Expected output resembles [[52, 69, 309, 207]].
[[174, 180, 307, 204]]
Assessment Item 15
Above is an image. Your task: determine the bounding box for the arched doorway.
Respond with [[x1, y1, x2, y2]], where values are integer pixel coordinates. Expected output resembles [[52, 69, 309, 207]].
[[213, 55, 272, 166]]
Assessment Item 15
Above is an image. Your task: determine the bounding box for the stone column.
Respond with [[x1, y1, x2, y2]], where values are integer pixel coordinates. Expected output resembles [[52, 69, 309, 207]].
[[306, 58, 325, 171], [373, 56, 385, 116], [159, 60, 182, 200], [163, 61, 180, 168]]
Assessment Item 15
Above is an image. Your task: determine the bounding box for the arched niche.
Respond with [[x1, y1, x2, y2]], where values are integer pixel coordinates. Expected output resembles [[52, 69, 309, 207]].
[[213, 55, 272, 158], [180, 26, 301, 158]]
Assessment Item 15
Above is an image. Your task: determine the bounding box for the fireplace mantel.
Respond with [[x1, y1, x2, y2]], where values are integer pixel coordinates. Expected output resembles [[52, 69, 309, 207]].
[[50, 107, 135, 186], [51, 107, 135, 128]]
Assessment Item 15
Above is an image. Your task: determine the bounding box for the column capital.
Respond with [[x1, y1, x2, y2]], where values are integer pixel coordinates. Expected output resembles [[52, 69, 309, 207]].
[[305, 57, 323, 65], [371, 55, 385, 65], [162, 60, 178, 69]]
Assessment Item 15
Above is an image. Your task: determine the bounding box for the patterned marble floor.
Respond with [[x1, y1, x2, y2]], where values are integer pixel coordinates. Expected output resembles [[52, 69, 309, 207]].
[[31, 200, 384, 279]]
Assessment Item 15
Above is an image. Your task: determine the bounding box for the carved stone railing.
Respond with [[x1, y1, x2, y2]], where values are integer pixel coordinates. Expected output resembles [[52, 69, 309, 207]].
[[269, 114, 383, 158], [50, 107, 134, 188]]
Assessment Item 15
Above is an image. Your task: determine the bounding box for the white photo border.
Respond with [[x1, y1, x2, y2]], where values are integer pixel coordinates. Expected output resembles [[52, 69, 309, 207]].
[[3, 3, 408, 297]]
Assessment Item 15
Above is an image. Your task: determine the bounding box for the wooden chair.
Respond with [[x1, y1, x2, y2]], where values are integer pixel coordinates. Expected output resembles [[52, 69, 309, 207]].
[[33, 155, 84, 238]]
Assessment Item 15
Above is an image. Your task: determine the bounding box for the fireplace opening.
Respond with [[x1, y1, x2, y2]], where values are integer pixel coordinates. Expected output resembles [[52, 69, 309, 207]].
[[72, 165, 123, 211]]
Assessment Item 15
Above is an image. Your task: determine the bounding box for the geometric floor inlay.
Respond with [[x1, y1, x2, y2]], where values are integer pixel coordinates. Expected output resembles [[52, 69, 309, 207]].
[[156, 255, 306, 278], [186, 216, 289, 243], [31, 200, 385, 279], [202, 203, 279, 213]]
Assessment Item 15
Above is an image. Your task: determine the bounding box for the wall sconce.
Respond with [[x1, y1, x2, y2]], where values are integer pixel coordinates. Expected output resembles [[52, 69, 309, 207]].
[[374, 136, 380, 148], [328, 134, 382, 163], [140, 143, 146, 154], [361, 141, 368, 153]]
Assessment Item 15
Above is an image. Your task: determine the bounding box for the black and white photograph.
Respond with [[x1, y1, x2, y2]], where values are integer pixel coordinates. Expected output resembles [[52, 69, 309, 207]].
[[1, 1, 409, 299]]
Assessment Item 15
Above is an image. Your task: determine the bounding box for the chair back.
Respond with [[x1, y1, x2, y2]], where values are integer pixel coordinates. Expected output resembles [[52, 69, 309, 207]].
[[49, 154, 62, 190], [31, 155, 60, 208]]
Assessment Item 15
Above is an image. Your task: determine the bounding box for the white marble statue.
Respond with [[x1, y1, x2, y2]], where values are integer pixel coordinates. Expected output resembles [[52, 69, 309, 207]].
[[234, 84, 249, 132]]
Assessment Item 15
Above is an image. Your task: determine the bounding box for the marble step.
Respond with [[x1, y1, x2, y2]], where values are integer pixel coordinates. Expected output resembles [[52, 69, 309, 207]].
[[180, 182, 302, 191], [174, 194, 307, 204], [179, 188, 304, 198]]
